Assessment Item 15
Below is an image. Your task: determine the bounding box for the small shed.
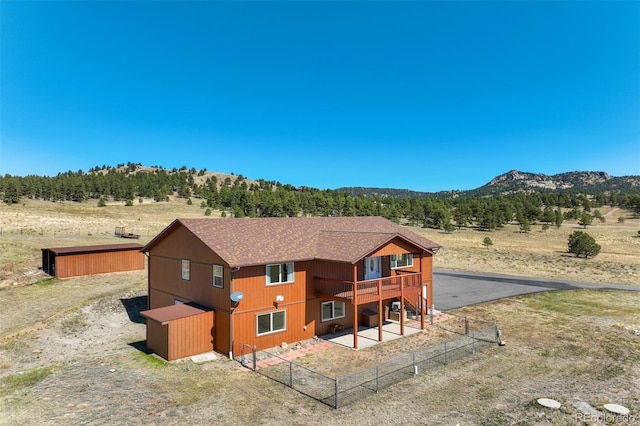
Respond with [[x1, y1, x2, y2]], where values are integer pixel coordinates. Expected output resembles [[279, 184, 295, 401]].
[[41, 243, 144, 279], [140, 304, 215, 361]]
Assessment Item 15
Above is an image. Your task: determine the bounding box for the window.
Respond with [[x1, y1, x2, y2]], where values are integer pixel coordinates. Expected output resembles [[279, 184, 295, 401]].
[[390, 253, 413, 269], [321, 301, 345, 322], [266, 262, 294, 285], [257, 310, 286, 335], [213, 264, 223, 288], [181, 259, 190, 280]]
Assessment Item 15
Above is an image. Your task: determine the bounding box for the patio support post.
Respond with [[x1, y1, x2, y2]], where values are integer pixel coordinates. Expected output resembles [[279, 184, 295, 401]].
[[400, 274, 405, 336], [419, 252, 425, 330], [420, 294, 425, 329], [378, 279, 383, 342], [353, 264, 358, 350]]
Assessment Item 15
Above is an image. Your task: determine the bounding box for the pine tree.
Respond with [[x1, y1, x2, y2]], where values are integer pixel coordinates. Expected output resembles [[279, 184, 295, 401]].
[[567, 231, 600, 258], [482, 237, 493, 249]]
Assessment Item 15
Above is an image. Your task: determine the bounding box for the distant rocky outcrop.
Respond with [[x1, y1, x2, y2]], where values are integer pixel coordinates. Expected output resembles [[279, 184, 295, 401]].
[[337, 169, 638, 199], [486, 170, 611, 191]]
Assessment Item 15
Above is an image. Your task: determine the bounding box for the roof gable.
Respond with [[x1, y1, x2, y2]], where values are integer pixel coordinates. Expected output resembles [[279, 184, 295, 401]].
[[144, 217, 441, 267]]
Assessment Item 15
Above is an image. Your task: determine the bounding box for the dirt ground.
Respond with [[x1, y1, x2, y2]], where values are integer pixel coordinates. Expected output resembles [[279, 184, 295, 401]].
[[1, 200, 639, 425]]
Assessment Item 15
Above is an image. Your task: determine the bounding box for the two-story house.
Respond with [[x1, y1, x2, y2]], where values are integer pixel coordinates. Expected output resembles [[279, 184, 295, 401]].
[[140, 216, 441, 360]]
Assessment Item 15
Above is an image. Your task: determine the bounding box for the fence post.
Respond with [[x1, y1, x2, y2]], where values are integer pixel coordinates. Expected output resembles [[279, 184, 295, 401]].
[[335, 378, 339, 409], [252, 345, 257, 372], [289, 361, 293, 387], [464, 316, 469, 335], [430, 304, 434, 325], [444, 341, 447, 364]]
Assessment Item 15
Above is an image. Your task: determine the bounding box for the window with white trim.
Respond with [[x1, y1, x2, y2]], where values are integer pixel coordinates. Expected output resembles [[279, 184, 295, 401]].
[[266, 262, 294, 285], [213, 264, 223, 288], [390, 253, 413, 269], [181, 259, 190, 280], [256, 310, 286, 335], [321, 301, 345, 322]]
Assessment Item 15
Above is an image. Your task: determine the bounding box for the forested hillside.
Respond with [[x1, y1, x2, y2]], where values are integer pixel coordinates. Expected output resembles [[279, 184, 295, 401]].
[[1, 162, 639, 232]]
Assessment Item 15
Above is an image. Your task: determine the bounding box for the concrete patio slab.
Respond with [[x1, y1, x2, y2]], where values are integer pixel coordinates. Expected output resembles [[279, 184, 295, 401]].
[[319, 320, 424, 349]]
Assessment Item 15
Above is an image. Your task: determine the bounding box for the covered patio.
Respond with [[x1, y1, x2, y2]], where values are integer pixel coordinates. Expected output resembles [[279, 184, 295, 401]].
[[319, 319, 424, 349]]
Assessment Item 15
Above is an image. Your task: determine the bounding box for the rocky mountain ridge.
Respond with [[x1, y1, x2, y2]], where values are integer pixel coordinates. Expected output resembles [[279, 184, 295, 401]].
[[338, 170, 638, 199], [487, 170, 611, 191]]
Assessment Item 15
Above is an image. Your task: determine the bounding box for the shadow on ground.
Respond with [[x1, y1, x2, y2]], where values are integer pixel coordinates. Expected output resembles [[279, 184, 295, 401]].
[[121, 295, 148, 324]]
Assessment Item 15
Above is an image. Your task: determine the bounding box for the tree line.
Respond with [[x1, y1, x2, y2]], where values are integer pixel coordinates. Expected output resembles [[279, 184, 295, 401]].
[[2, 163, 640, 232]]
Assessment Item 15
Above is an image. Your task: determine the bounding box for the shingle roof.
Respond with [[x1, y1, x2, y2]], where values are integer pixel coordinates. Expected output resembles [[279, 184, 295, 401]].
[[144, 216, 441, 267]]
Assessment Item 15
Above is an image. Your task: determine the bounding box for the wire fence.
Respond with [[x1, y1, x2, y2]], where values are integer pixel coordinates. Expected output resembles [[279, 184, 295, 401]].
[[234, 320, 500, 409]]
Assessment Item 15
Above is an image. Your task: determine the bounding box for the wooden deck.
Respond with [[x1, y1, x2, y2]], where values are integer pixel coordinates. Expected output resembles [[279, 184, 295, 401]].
[[315, 272, 423, 305]]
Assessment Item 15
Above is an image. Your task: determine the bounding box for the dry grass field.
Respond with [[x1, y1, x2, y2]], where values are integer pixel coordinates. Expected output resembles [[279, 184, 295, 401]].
[[1, 199, 639, 425]]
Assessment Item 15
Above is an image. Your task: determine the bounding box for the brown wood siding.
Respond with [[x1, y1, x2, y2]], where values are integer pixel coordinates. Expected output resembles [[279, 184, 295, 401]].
[[167, 311, 215, 360], [233, 302, 314, 350], [232, 263, 308, 311], [145, 311, 215, 361], [368, 239, 418, 258], [146, 319, 169, 360], [54, 249, 144, 278], [306, 260, 353, 336], [314, 299, 355, 336], [149, 288, 182, 309], [215, 310, 231, 356], [147, 223, 235, 356], [150, 225, 225, 265], [421, 255, 433, 306], [147, 224, 230, 312], [230, 261, 315, 351]]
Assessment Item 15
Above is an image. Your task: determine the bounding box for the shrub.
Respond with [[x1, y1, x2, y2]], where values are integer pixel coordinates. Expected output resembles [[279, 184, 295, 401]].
[[97, 197, 106, 207], [482, 237, 493, 249], [568, 231, 601, 258], [443, 222, 455, 234]]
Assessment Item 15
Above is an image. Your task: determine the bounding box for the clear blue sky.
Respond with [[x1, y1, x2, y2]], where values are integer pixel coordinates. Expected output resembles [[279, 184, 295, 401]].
[[1, 1, 639, 192]]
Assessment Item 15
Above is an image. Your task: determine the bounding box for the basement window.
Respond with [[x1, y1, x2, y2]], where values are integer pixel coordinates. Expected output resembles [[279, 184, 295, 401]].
[[390, 253, 413, 269], [321, 301, 345, 322], [257, 310, 286, 335], [181, 259, 190, 280]]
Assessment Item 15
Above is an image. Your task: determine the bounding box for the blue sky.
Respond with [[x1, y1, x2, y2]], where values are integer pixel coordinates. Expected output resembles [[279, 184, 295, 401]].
[[1, 1, 639, 192]]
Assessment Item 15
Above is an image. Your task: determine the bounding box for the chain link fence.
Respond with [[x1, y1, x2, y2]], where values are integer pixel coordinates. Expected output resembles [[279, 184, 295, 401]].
[[235, 320, 500, 409]]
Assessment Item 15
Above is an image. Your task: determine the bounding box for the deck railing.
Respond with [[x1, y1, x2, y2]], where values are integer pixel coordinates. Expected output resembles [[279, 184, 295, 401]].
[[315, 272, 423, 304]]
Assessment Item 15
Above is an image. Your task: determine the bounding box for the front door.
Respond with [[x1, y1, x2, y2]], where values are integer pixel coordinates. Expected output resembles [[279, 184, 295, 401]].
[[364, 256, 382, 280]]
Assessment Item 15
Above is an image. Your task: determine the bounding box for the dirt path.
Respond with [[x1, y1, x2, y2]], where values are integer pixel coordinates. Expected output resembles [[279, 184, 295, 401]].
[[604, 207, 620, 217], [0, 271, 146, 340]]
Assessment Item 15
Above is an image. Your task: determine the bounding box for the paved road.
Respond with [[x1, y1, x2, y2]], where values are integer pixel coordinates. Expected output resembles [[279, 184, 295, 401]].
[[433, 269, 639, 311]]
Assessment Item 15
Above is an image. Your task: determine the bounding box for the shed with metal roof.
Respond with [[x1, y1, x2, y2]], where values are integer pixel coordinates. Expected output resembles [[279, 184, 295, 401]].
[[41, 243, 145, 278]]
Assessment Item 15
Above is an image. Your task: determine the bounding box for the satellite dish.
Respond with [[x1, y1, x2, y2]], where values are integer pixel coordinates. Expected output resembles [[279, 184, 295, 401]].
[[230, 291, 244, 303]]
